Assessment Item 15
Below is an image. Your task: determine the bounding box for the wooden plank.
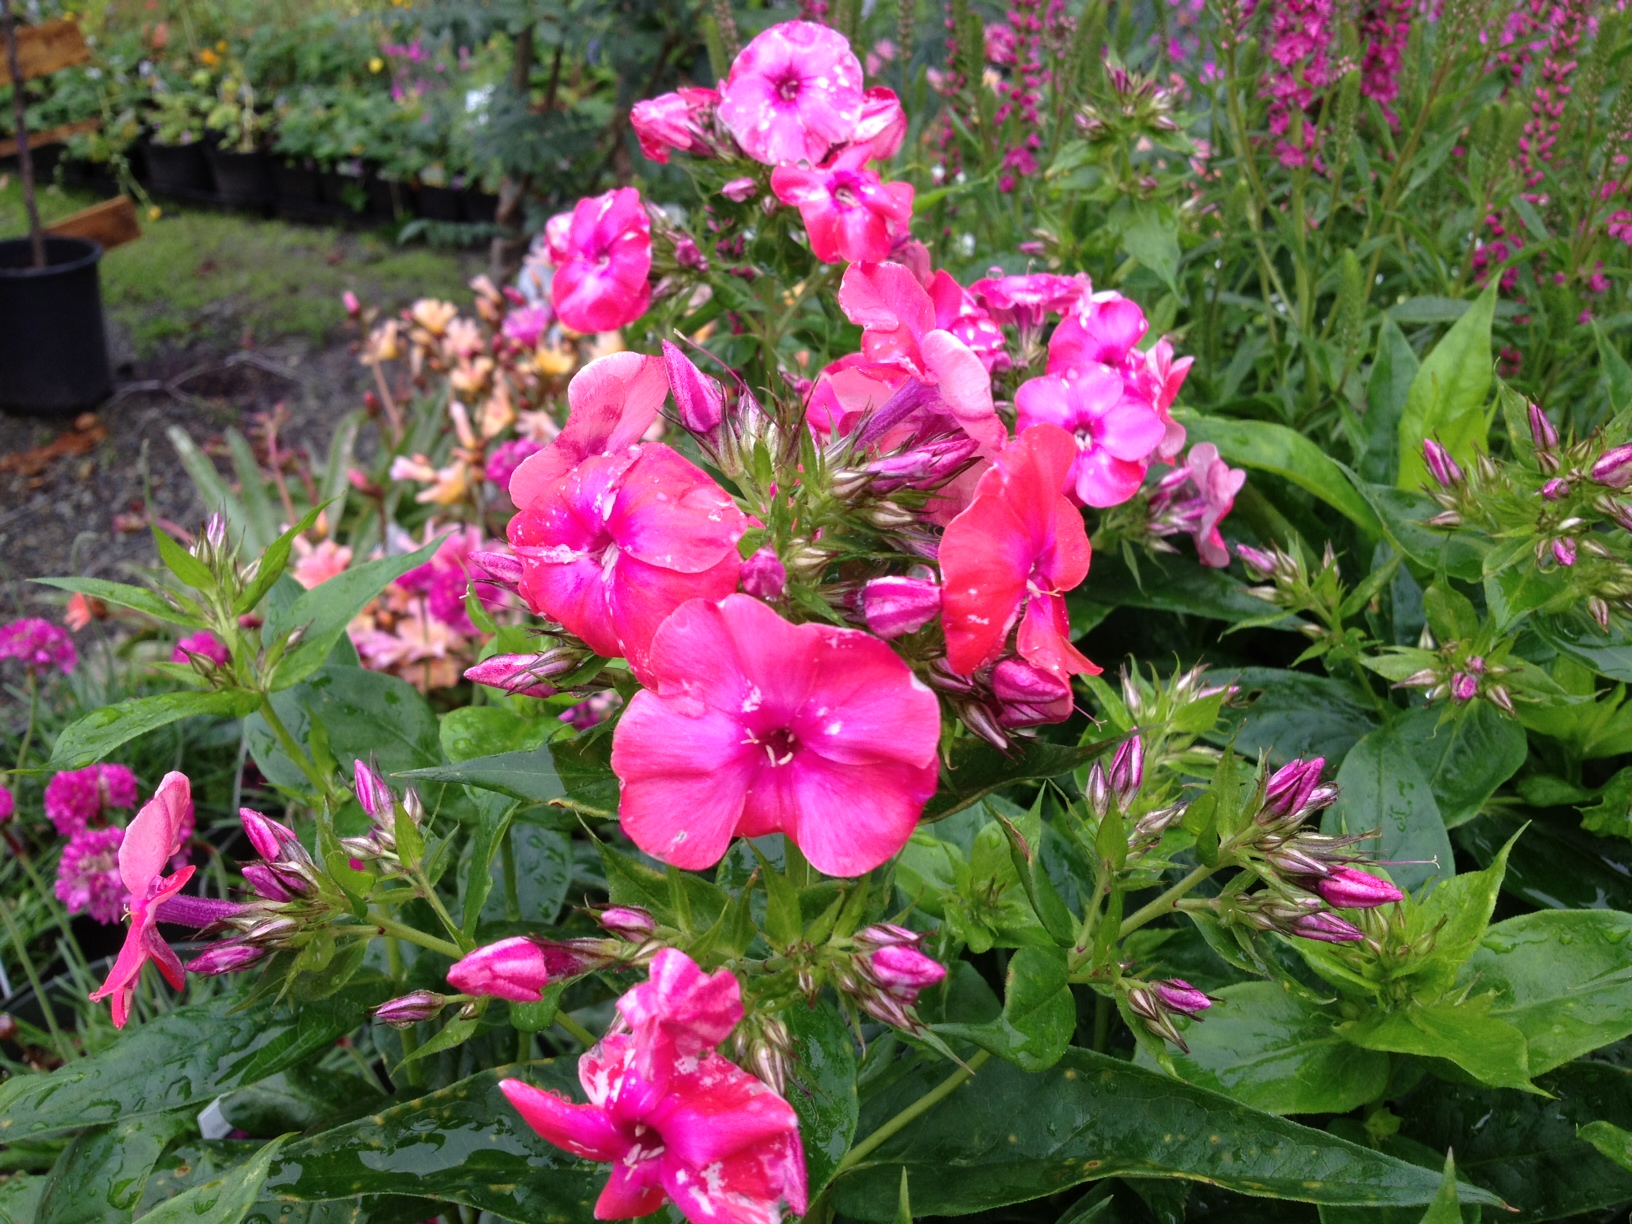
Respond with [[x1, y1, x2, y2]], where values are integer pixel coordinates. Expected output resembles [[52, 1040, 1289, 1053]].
[[0, 116, 98, 159], [45, 195, 141, 251], [0, 19, 92, 87]]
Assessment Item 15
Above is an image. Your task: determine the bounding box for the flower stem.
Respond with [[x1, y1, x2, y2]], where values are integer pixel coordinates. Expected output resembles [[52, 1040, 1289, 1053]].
[[832, 1049, 992, 1178], [15, 668, 38, 771], [555, 1010, 597, 1047], [0, 898, 72, 1065], [1118, 864, 1216, 938], [366, 913, 462, 960], [257, 697, 331, 800]]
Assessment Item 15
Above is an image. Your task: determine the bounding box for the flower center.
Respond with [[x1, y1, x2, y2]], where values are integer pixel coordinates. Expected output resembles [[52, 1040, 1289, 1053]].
[[776, 74, 803, 102], [833, 183, 859, 208], [599, 540, 621, 579], [1072, 425, 1099, 450], [759, 726, 799, 767]]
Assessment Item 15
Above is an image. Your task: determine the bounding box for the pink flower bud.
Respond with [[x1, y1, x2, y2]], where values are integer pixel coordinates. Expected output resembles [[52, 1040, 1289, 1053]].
[[1235, 544, 1277, 576], [991, 657, 1074, 727], [242, 862, 310, 902], [1450, 672, 1479, 702], [861, 575, 941, 638], [1316, 866, 1404, 909], [1529, 402, 1558, 450], [239, 807, 300, 862], [1108, 735, 1143, 806], [154, 894, 245, 929], [740, 548, 788, 599], [1542, 478, 1570, 500], [1593, 445, 1632, 489], [172, 631, 230, 667], [1422, 439, 1464, 488], [867, 944, 947, 1002], [1261, 758, 1326, 822], [446, 936, 616, 1003], [343, 290, 362, 318], [465, 652, 576, 698], [353, 760, 395, 822], [471, 550, 524, 593], [674, 235, 707, 270], [856, 923, 922, 949], [374, 990, 448, 1027], [1153, 979, 1213, 1017], [1554, 537, 1578, 566], [186, 940, 265, 976], [598, 906, 657, 939], [721, 176, 758, 202], [661, 340, 725, 435], [865, 434, 980, 491], [1290, 912, 1366, 943]]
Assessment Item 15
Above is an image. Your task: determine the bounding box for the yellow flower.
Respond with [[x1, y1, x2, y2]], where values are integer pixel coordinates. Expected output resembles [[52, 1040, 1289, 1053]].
[[199, 47, 219, 66], [215, 39, 227, 51], [533, 340, 577, 377], [147, 205, 163, 221], [368, 56, 384, 73]]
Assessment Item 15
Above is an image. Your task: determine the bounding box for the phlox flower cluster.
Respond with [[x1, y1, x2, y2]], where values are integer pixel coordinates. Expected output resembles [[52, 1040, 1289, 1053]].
[[0, 617, 77, 675]]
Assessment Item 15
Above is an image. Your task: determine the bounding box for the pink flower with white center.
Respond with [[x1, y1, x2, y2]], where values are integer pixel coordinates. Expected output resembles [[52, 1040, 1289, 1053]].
[[717, 20, 864, 166], [771, 149, 914, 265], [44, 762, 138, 837], [172, 631, 230, 667], [501, 304, 553, 349], [1134, 337, 1193, 461], [510, 446, 747, 680], [549, 187, 653, 335], [56, 826, 127, 924], [500, 950, 806, 1224], [940, 424, 1098, 679], [969, 272, 1084, 336], [611, 594, 942, 877], [926, 271, 1009, 374], [508, 352, 669, 509], [630, 86, 722, 163], [0, 617, 76, 674], [89, 771, 197, 1027], [1014, 371, 1166, 508]]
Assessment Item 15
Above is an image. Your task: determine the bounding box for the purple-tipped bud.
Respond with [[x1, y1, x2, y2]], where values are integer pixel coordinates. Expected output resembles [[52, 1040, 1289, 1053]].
[[446, 935, 616, 1003], [1450, 672, 1479, 702], [1423, 439, 1464, 488], [186, 940, 265, 976], [374, 990, 448, 1027], [856, 923, 922, 949], [1235, 544, 1277, 576], [240, 807, 300, 862], [662, 340, 725, 435], [1153, 979, 1214, 1017], [861, 576, 941, 639], [865, 435, 980, 491], [1542, 478, 1570, 500], [353, 760, 395, 822], [1108, 736, 1144, 807], [1290, 912, 1366, 943], [866, 945, 947, 1002], [598, 906, 658, 939], [1553, 537, 1578, 566], [154, 894, 247, 929], [204, 512, 228, 552], [740, 548, 788, 600], [991, 657, 1074, 728], [1315, 866, 1405, 909], [674, 234, 708, 270], [242, 862, 309, 902], [471, 550, 524, 593], [464, 651, 577, 699], [1593, 444, 1632, 489], [1261, 758, 1327, 823], [1529, 402, 1559, 450]]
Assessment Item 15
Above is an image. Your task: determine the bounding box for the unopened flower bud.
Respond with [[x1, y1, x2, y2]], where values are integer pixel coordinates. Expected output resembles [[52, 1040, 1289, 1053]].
[[1235, 544, 1278, 576], [1316, 866, 1404, 909], [1086, 761, 1111, 819], [865, 435, 980, 491], [1260, 758, 1327, 823], [470, 550, 524, 592], [1422, 439, 1464, 488], [343, 290, 362, 319], [1108, 736, 1143, 807], [154, 893, 246, 929], [402, 788, 425, 827], [242, 863, 299, 902], [1289, 911, 1366, 943], [867, 945, 947, 1002], [1553, 538, 1578, 567], [446, 935, 616, 1003], [1450, 672, 1479, 701], [1594, 444, 1632, 489], [240, 807, 302, 863], [662, 340, 725, 435], [721, 176, 758, 202], [186, 941, 265, 976], [353, 760, 395, 822], [1529, 402, 1559, 450], [1590, 596, 1612, 630], [244, 914, 302, 946], [1153, 979, 1213, 1017], [1542, 478, 1570, 500], [465, 650, 578, 698], [861, 576, 941, 638], [855, 923, 923, 950], [740, 548, 787, 599], [599, 906, 658, 939], [1488, 685, 1516, 715], [991, 657, 1073, 727], [374, 990, 448, 1027]]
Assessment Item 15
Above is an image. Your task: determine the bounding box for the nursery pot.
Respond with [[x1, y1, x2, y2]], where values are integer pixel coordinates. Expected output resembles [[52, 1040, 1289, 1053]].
[[0, 237, 111, 416], [270, 157, 321, 203], [205, 146, 273, 206], [145, 139, 212, 196], [464, 190, 499, 225], [417, 183, 463, 222], [366, 172, 405, 220]]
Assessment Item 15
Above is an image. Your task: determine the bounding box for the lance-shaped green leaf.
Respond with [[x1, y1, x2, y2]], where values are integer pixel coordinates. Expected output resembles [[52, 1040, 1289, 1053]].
[[1340, 998, 1536, 1092], [1578, 1120, 1632, 1174], [398, 745, 566, 803], [786, 999, 860, 1199], [49, 688, 263, 770], [0, 980, 386, 1140], [1391, 705, 1526, 829], [829, 1048, 1501, 1220], [261, 1064, 604, 1219], [139, 1136, 289, 1224], [36, 1110, 194, 1224], [0, 1175, 46, 1224], [1184, 415, 1383, 537], [32, 575, 194, 624], [1397, 281, 1497, 490], [1324, 725, 1452, 893], [937, 946, 1077, 1072]]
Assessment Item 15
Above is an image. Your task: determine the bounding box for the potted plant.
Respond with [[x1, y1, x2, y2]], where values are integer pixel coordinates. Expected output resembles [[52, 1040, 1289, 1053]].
[[268, 84, 328, 214], [203, 69, 271, 206], [144, 72, 213, 196]]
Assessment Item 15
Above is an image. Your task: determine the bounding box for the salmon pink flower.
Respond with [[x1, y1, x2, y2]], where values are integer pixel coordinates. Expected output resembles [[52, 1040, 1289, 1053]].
[[771, 149, 914, 265], [508, 352, 669, 509], [611, 594, 941, 877], [926, 271, 1009, 373], [940, 424, 1098, 678], [500, 950, 806, 1224], [630, 87, 721, 163], [549, 187, 653, 335], [89, 771, 197, 1028], [290, 537, 352, 589], [510, 447, 747, 679], [1014, 371, 1166, 508], [718, 20, 864, 166]]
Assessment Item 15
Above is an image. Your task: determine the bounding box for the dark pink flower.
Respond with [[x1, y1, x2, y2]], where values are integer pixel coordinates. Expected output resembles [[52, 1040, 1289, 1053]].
[[771, 150, 914, 265], [740, 548, 788, 600], [89, 772, 197, 1027], [0, 786, 12, 824], [866, 944, 946, 1001], [717, 20, 864, 166], [510, 446, 747, 679], [611, 594, 942, 877], [0, 617, 76, 674], [841, 86, 908, 162], [1014, 371, 1166, 508], [447, 935, 618, 1002], [501, 304, 553, 348], [630, 87, 721, 163], [1154, 979, 1214, 1017], [969, 272, 1084, 335], [485, 437, 542, 495], [926, 271, 1009, 374], [500, 949, 806, 1224], [1134, 337, 1193, 461], [1180, 444, 1246, 567], [56, 826, 127, 924], [172, 631, 229, 667], [549, 188, 653, 335], [44, 763, 138, 837], [1316, 866, 1404, 909], [940, 424, 1097, 679]]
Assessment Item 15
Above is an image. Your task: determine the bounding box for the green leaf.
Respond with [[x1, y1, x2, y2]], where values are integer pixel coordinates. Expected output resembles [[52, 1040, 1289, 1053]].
[[225, 427, 279, 550], [998, 810, 1078, 946], [1184, 415, 1383, 538], [1467, 909, 1632, 1074], [597, 841, 728, 931], [1341, 475, 1487, 582], [36, 1111, 194, 1223], [236, 505, 325, 617], [1139, 981, 1389, 1115], [925, 737, 1116, 823], [153, 521, 216, 590], [0, 1175, 46, 1224], [1324, 725, 1452, 893], [1070, 551, 1283, 626], [262, 1064, 604, 1218], [1392, 704, 1526, 829], [1596, 320, 1632, 417], [1397, 281, 1497, 491], [1341, 998, 1535, 1092], [1122, 203, 1181, 293], [398, 1012, 480, 1068], [1359, 316, 1419, 483], [830, 1048, 1499, 1220], [399, 746, 565, 803], [50, 689, 262, 770], [552, 731, 619, 812], [1456, 812, 1632, 912], [438, 706, 553, 764], [1578, 1120, 1632, 1173], [32, 576, 190, 624], [1533, 614, 1632, 683], [1215, 668, 1379, 767], [786, 999, 860, 1199], [0, 982, 385, 1140], [139, 1136, 288, 1224], [263, 536, 442, 690], [938, 946, 1077, 1071], [168, 424, 251, 541], [1418, 1154, 1463, 1224]]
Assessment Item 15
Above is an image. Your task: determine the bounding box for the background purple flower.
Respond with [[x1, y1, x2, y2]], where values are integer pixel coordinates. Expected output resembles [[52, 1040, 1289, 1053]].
[[0, 618, 77, 674], [57, 826, 128, 924], [44, 764, 139, 838]]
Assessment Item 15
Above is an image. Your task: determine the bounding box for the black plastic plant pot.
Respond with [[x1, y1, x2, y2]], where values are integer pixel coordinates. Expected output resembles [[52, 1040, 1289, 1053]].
[[0, 237, 111, 416], [417, 183, 462, 222], [464, 191, 499, 224], [318, 168, 368, 213], [145, 139, 212, 196], [270, 157, 321, 203], [206, 146, 273, 207], [366, 173, 405, 220]]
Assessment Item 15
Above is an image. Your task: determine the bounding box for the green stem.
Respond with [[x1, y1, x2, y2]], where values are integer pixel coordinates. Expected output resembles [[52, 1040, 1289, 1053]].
[[1118, 864, 1216, 938], [366, 913, 462, 960], [13, 851, 79, 960], [15, 668, 38, 771], [556, 1011, 598, 1047], [1092, 994, 1112, 1053], [258, 696, 330, 799], [832, 1049, 993, 1178], [0, 899, 72, 1065], [413, 870, 469, 951], [501, 827, 520, 923]]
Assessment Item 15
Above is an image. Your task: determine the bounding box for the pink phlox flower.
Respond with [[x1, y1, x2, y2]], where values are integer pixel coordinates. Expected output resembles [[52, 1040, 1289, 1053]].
[[89, 771, 197, 1027], [771, 148, 915, 265], [611, 593, 942, 877], [172, 631, 230, 667], [1014, 370, 1167, 508], [1132, 337, 1194, 461], [926, 270, 1010, 374], [510, 446, 747, 681], [44, 762, 139, 837], [398, 523, 500, 628], [549, 187, 653, 335], [501, 303, 554, 349], [940, 423, 1099, 679], [0, 617, 77, 674], [507, 351, 669, 510], [290, 537, 352, 589], [1048, 291, 1150, 371], [828, 86, 908, 163], [56, 826, 128, 924], [721, 177, 760, 203], [969, 272, 1084, 336], [500, 949, 806, 1224], [630, 86, 722, 163], [1150, 444, 1246, 567], [0, 786, 12, 824], [486, 437, 543, 497], [718, 20, 865, 166]]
